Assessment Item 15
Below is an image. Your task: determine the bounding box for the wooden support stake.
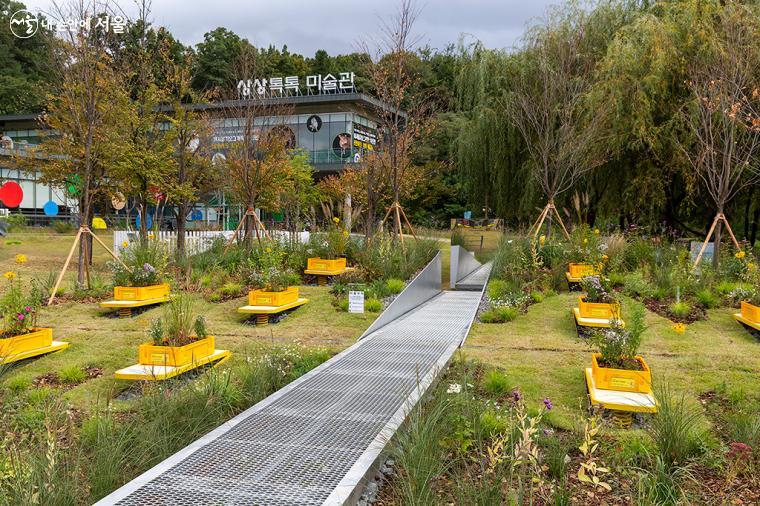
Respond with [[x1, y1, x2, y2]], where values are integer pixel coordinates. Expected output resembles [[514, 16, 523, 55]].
[[531, 204, 551, 238], [398, 205, 418, 241], [550, 203, 571, 240], [48, 227, 82, 306], [692, 214, 721, 269]]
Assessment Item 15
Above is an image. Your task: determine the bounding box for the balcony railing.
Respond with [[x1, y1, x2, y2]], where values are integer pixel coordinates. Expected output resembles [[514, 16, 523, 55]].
[[307, 148, 361, 165]]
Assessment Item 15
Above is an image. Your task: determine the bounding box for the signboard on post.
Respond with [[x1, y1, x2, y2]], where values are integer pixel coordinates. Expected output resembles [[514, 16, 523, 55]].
[[348, 290, 365, 314]]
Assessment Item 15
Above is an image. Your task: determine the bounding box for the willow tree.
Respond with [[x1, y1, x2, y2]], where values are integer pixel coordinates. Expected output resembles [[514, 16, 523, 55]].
[[505, 7, 608, 237], [680, 4, 760, 268]]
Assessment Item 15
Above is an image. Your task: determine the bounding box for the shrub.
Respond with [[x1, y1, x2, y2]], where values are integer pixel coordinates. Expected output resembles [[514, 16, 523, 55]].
[[335, 298, 349, 312], [581, 276, 616, 304], [148, 294, 207, 346], [6, 375, 31, 393], [482, 369, 510, 397], [385, 278, 405, 295], [487, 279, 510, 300], [529, 291, 544, 303], [219, 282, 243, 298], [587, 305, 645, 369], [365, 298, 382, 313], [479, 409, 508, 436], [623, 272, 654, 298], [695, 289, 719, 309], [1, 213, 27, 231], [668, 302, 691, 319], [110, 240, 168, 287], [59, 365, 86, 385], [480, 306, 518, 324], [51, 220, 75, 234]]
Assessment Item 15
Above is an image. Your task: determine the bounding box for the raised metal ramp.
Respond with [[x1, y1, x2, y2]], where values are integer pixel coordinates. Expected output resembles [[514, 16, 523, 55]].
[[97, 291, 484, 505], [455, 262, 492, 291]]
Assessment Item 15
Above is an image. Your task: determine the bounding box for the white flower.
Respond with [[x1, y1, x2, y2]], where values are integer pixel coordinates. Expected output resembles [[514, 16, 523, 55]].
[[446, 383, 462, 394]]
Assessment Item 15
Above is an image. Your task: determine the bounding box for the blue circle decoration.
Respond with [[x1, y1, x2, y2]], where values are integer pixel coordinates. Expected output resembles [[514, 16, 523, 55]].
[[190, 209, 203, 221], [43, 200, 59, 216], [135, 214, 153, 229]]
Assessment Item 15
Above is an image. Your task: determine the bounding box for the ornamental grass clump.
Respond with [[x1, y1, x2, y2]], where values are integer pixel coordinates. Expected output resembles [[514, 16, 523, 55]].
[[109, 240, 168, 287], [147, 294, 207, 347], [1, 256, 42, 339], [588, 305, 646, 370]]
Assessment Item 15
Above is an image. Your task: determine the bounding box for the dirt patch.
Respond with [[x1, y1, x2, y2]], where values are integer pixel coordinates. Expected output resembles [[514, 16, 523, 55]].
[[642, 297, 706, 324], [33, 366, 103, 390]]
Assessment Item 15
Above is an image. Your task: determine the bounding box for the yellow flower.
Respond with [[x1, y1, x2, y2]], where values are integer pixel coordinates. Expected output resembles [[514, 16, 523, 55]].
[[583, 238, 588, 245], [148, 232, 155, 239], [332, 217, 340, 224], [122, 241, 129, 248], [735, 250, 746, 259], [748, 262, 756, 271], [265, 247, 272, 253], [539, 235, 546, 246], [14, 254, 27, 264], [4, 271, 16, 280], [342, 230, 349, 237], [672, 322, 686, 334], [594, 228, 600, 235], [602, 254, 609, 262]]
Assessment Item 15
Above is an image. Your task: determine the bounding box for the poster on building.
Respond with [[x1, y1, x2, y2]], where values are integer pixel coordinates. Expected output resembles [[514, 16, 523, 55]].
[[352, 124, 377, 151]]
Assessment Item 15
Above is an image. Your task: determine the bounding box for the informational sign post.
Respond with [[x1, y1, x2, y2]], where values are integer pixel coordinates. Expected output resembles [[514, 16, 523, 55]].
[[348, 290, 365, 314]]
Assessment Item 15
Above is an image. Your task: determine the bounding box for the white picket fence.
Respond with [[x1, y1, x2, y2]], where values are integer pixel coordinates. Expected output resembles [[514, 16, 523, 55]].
[[112, 229, 311, 256]]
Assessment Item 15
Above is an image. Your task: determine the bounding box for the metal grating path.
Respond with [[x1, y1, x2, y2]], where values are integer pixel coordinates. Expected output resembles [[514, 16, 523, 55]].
[[455, 262, 492, 291], [98, 290, 484, 506]]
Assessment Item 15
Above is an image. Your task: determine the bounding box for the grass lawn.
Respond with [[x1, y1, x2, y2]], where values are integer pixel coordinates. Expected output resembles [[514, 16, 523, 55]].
[[1, 231, 377, 411], [464, 291, 760, 428]]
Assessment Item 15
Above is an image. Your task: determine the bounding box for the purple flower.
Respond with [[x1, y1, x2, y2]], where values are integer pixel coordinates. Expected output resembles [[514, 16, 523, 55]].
[[512, 390, 522, 402], [17, 313, 25, 321], [543, 398, 553, 411], [143, 263, 156, 273], [24, 306, 31, 313]]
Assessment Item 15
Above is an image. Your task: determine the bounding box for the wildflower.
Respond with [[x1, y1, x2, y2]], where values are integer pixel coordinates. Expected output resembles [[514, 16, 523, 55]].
[[748, 262, 756, 271], [332, 217, 340, 224], [122, 240, 129, 248], [735, 251, 746, 259], [24, 306, 31, 313], [17, 313, 24, 321], [539, 235, 546, 246], [446, 383, 462, 394], [672, 322, 686, 334], [543, 428, 555, 436], [594, 228, 600, 235], [583, 238, 588, 245], [265, 247, 272, 253], [143, 263, 156, 273], [512, 390, 522, 402], [601, 254, 609, 262], [14, 254, 27, 264], [148, 232, 155, 239], [4, 271, 16, 280], [543, 398, 553, 411], [343, 230, 349, 237]]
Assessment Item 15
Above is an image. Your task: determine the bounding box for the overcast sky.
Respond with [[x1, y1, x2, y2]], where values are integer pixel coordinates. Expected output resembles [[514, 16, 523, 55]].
[[21, 0, 561, 55]]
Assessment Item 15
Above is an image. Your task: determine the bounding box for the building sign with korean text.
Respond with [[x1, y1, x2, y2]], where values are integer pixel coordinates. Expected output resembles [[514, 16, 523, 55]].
[[237, 72, 355, 98], [352, 124, 377, 151]]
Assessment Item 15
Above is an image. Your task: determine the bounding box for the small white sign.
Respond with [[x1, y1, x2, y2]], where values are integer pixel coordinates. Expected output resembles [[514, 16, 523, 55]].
[[348, 291, 365, 314]]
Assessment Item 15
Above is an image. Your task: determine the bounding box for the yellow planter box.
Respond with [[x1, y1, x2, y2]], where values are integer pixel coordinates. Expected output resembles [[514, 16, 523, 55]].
[[114, 284, 170, 301], [0, 328, 53, 357], [578, 296, 619, 319], [138, 336, 215, 367], [248, 286, 299, 307], [306, 257, 346, 272], [740, 301, 760, 324], [568, 263, 598, 279], [591, 353, 652, 394]]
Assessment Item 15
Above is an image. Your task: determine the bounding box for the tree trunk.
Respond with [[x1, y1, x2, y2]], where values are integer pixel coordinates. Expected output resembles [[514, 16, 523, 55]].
[[176, 203, 187, 259], [712, 213, 723, 269], [77, 196, 91, 288]]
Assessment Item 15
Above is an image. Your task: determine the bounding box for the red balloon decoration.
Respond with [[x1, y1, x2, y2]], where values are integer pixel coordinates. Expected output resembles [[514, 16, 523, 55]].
[[0, 182, 23, 208]]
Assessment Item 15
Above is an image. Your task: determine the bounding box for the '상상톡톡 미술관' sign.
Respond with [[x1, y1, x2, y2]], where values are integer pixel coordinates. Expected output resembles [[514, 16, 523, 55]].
[[237, 72, 355, 98]]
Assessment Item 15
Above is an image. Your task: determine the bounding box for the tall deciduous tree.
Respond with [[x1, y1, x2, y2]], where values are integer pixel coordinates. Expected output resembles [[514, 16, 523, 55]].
[[679, 4, 760, 267], [34, 0, 129, 287]]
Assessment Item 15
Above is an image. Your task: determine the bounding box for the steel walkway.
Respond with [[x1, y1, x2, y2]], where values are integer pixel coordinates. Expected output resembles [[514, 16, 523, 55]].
[[98, 257, 488, 505], [455, 262, 493, 291]]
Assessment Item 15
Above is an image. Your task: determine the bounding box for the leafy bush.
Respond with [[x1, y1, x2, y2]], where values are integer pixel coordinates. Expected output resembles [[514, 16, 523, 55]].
[[581, 276, 616, 304], [480, 306, 518, 323], [668, 302, 691, 319], [6, 376, 30, 393], [623, 271, 654, 298], [0, 213, 27, 231], [385, 278, 405, 295], [587, 305, 645, 369], [695, 289, 719, 309], [530, 291, 544, 303], [110, 240, 168, 287], [479, 409, 509, 436], [482, 369, 510, 396], [59, 366, 86, 385], [1, 256, 42, 338], [352, 236, 438, 281], [51, 220, 75, 234], [219, 281, 244, 298], [365, 298, 382, 313]]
